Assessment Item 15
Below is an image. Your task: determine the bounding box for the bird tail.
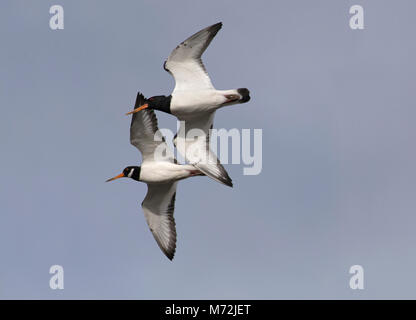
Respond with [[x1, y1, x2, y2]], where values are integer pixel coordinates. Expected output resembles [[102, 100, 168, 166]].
[[237, 88, 250, 103]]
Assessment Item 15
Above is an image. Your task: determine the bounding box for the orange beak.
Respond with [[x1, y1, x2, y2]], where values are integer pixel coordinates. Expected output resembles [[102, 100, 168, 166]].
[[125, 103, 149, 115], [105, 172, 125, 182]]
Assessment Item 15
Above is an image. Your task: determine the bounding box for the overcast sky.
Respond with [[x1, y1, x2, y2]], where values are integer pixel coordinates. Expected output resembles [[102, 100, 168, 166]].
[[1, 0, 416, 299]]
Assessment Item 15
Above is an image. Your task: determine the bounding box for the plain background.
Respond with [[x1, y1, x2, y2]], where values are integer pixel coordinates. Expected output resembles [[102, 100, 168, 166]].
[[1, 0, 415, 299]]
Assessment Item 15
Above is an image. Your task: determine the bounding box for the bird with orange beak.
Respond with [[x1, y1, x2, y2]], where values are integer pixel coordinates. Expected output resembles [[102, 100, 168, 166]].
[[125, 22, 251, 187], [107, 92, 204, 260]]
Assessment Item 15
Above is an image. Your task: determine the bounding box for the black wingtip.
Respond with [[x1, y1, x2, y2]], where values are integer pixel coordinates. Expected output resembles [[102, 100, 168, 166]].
[[198, 162, 234, 188], [167, 254, 174, 261], [164, 248, 175, 261], [210, 22, 223, 33], [224, 178, 233, 188], [135, 92, 147, 108], [220, 171, 233, 188]]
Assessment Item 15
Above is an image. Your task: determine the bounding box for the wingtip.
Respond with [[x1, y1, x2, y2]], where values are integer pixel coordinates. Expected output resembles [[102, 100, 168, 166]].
[[218, 173, 233, 187], [204, 22, 222, 33], [212, 22, 223, 31], [165, 249, 176, 261], [195, 162, 233, 188], [224, 179, 233, 188], [135, 92, 147, 108], [221, 169, 233, 187]]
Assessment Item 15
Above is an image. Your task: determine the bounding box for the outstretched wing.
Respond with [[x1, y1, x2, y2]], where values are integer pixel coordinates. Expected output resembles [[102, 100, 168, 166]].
[[174, 112, 233, 187], [130, 93, 176, 163], [164, 22, 222, 92], [141, 182, 178, 260]]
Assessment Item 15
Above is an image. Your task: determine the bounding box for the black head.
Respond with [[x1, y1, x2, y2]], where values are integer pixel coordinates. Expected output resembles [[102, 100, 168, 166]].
[[146, 95, 172, 114], [127, 94, 172, 115], [106, 166, 141, 182], [123, 166, 141, 181]]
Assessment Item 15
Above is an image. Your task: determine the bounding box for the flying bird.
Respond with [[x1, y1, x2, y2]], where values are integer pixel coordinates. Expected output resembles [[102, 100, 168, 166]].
[[126, 22, 251, 187], [107, 93, 204, 260]]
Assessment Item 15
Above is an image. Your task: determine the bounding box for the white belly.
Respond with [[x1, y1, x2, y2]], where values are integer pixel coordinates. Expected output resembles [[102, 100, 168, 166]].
[[140, 162, 194, 183], [171, 90, 226, 118]]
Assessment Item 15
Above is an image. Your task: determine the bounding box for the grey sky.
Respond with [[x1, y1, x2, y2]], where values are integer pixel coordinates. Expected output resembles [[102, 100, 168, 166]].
[[1, 0, 416, 299]]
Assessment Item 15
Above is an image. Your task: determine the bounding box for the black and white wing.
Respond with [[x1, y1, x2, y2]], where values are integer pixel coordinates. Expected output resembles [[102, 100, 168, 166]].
[[174, 112, 232, 187], [130, 92, 175, 163], [164, 22, 222, 92], [142, 182, 178, 260]]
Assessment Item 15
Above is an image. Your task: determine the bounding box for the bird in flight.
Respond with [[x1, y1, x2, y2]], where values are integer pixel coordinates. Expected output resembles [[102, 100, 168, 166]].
[[126, 22, 251, 187], [107, 93, 205, 260]]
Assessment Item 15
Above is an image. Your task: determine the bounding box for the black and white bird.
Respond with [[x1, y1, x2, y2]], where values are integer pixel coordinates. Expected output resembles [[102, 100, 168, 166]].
[[126, 22, 250, 187], [107, 93, 204, 260]]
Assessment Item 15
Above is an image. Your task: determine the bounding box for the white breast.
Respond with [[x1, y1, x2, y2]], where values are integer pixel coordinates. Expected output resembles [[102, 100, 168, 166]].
[[140, 162, 192, 183], [170, 90, 226, 118]]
